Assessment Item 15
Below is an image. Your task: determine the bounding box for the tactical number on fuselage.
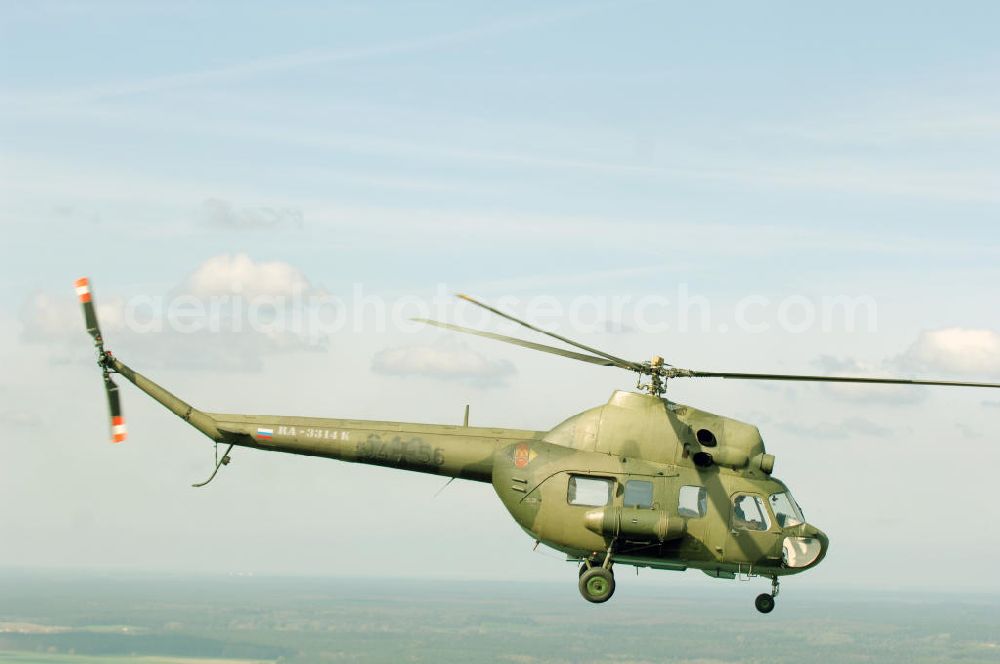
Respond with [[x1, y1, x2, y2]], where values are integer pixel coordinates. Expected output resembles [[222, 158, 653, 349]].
[[357, 434, 445, 467]]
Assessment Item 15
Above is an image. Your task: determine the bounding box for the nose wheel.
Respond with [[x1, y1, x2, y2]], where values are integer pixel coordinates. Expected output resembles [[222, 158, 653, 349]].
[[754, 577, 779, 614], [754, 593, 775, 613]]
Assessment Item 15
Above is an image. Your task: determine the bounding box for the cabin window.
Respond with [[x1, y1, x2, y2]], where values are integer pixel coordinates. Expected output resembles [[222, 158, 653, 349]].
[[769, 491, 805, 528], [678, 485, 707, 518], [624, 480, 654, 509], [567, 476, 613, 507], [732, 494, 772, 532]]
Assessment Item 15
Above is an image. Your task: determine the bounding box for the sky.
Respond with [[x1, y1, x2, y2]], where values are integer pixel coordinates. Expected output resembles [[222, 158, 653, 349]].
[[2, 1, 1000, 598]]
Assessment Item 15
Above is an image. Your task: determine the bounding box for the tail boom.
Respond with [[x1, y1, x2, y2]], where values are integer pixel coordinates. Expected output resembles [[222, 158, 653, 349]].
[[80, 277, 540, 483], [107, 357, 221, 442], [212, 414, 542, 483], [108, 358, 540, 483]]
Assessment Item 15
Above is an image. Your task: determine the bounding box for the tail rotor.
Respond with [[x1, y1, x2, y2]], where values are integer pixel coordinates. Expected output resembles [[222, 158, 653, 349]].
[[75, 277, 127, 443]]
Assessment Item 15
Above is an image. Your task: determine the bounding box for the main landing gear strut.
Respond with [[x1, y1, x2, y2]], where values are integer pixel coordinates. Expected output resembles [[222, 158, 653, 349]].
[[578, 547, 615, 603], [754, 576, 779, 614]]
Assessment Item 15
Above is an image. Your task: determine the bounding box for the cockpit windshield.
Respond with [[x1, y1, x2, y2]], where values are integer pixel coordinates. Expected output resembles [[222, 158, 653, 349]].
[[769, 492, 804, 528]]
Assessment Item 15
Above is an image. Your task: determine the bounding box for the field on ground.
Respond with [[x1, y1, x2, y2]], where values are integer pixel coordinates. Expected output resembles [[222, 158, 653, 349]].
[[1, 571, 998, 663]]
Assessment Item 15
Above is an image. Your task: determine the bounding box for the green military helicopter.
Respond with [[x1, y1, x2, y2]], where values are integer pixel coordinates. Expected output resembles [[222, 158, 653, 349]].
[[75, 278, 1000, 613]]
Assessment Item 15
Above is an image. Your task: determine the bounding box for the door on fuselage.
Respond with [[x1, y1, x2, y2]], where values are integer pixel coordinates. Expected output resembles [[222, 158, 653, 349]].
[[724, 492, 782, 567], [612, 474, 675, 557]]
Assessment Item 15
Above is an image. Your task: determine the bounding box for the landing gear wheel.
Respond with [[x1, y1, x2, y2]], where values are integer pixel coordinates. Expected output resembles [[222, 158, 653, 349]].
[[579, 567, 615, 603], [754, 593, 776, 614]]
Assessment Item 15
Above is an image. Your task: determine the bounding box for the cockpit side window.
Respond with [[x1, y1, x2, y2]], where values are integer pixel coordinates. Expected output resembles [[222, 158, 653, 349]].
[[732, 494, 772, 532]]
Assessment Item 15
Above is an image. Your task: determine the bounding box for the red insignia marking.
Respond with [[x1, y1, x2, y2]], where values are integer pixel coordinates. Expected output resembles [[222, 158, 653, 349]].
[[514, 443, 531, 468]]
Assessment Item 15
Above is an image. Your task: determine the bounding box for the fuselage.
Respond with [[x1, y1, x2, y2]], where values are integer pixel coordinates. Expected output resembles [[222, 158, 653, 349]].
[[111, 356, 827, 579], [491, 390, 828, 578]]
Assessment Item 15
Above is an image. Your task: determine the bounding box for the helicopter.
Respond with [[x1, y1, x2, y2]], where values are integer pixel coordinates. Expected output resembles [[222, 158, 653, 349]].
[[75, 278, 1000, 613]]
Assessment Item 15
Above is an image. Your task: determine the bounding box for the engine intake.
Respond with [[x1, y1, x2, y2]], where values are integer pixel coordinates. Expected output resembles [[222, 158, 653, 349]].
[[690, 448, 775, 474]]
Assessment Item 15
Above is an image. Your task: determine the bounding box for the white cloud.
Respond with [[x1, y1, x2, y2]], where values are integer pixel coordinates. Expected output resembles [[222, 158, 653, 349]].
[[0, 409, 41, 429], [956, 422, 983, 439], [763, 104, 1000, 146], [371, 343, 515, 387], [19, 291, 123, 344], [769, 416, 893, 441], [183, 253, 314, 299], [19, 255, 331, 371], [201, 198, 304, 231], [809, 328, 1000, 406], [811, 355, 923, 405], [896, 328, 1000, 376]]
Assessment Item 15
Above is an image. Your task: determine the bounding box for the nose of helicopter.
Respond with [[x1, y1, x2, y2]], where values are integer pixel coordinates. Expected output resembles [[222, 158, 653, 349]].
[[782, 527, 829, 569], [813, 528, 830, 566]]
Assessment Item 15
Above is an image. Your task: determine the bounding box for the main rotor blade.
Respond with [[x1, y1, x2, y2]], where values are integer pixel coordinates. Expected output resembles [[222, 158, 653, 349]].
[[76, 277, 103, 346], [414, 318, 619, 367], [677, 370, 1000, 389], [455, 294, 643, 371]]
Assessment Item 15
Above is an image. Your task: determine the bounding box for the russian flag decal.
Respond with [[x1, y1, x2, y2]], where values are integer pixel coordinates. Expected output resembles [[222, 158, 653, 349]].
[[256, 427, 273, 440]]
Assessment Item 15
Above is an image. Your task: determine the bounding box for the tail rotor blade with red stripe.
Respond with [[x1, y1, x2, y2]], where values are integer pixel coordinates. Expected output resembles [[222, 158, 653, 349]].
[[105, 374, 127, 443], [75, 277, 103, 346]]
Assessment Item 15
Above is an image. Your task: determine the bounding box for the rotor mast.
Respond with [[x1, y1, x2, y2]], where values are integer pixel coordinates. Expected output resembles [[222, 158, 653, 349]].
[[638, 355, 667, 397]]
